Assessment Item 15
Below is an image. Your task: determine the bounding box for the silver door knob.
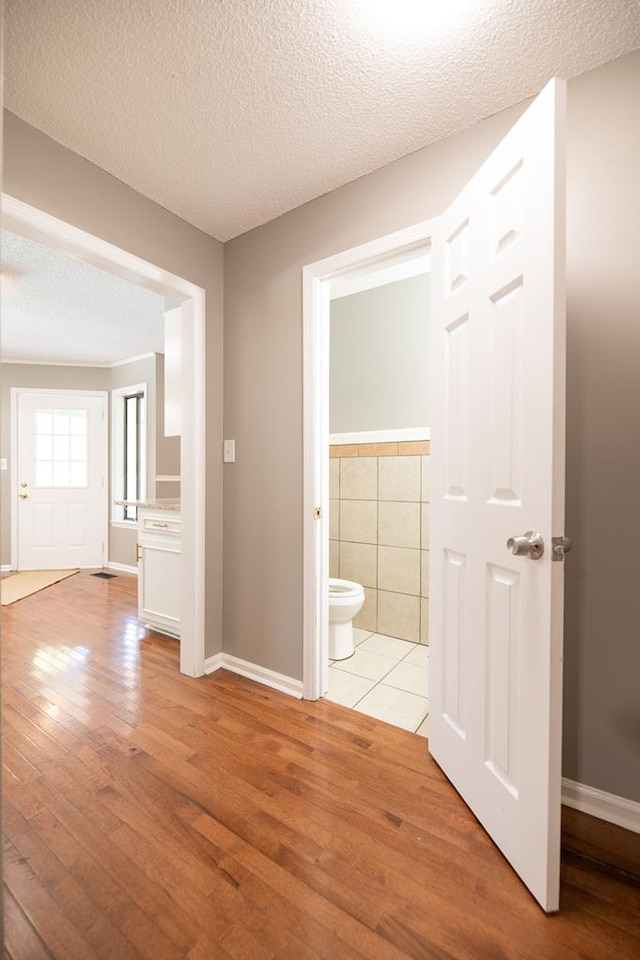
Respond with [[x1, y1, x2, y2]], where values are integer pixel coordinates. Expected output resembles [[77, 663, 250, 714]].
[[507, 531, 544, 560]]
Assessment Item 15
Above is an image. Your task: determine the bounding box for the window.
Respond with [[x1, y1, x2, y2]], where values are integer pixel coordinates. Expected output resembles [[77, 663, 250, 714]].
[[122, 392, 144, 520], [112, 383, 147, 524], [34, 408, 88, 487]]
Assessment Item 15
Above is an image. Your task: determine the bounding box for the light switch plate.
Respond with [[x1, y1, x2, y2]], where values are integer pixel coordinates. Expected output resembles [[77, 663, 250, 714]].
[[0, 459, 7, 471], [223, 439, 236, 463]]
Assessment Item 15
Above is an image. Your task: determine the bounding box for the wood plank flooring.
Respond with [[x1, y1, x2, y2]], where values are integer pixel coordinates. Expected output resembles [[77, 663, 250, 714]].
[[3, 571, 639, 959]]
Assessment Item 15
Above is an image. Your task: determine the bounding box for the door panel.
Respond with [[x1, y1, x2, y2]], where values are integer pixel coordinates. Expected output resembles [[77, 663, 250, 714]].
[[442, 549, 466, 737], [444, 314, 470, 500], [430, 79, 566, 911]]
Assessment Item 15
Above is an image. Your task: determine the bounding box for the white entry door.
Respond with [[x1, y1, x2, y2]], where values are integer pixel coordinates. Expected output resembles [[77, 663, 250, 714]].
[[16, 391, 107, 570], [429, 79, 567, 911]]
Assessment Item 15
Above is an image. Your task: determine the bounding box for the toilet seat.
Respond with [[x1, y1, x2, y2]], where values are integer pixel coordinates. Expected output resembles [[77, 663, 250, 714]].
[[329, 578, 363, 598]]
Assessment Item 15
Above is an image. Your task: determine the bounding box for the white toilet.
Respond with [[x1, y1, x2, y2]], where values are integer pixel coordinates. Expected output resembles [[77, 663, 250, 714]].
[[328, 578, 365, 660]]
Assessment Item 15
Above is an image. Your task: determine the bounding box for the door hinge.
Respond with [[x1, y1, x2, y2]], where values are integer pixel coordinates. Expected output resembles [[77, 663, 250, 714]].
[[314, 507, 322, 520], [552, 536, 572, 561], [136, 543, 142, 562]]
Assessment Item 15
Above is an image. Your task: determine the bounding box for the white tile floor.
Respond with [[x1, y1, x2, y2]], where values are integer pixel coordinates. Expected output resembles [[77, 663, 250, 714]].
[[325, 628, 430, 736]]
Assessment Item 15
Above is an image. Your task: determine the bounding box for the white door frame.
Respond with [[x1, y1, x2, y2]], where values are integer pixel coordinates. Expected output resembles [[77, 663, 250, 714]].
[[2, 194, 207, 679], [302, 220, 436, 700], [11, 387, 109, 570]]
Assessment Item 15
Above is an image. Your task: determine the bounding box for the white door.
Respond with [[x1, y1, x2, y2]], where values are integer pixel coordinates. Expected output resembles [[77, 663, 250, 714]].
[[429, 79, 566, 911], [16, 391, 107, 570]]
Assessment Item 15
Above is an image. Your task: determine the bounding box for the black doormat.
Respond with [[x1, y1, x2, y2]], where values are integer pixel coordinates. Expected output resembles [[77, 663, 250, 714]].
[[91, 572, 117, 579]]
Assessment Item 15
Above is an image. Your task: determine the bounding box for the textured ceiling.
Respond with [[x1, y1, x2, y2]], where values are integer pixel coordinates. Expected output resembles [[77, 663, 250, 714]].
[[1, 230, 166, 365], [5, 1, 640, 241]]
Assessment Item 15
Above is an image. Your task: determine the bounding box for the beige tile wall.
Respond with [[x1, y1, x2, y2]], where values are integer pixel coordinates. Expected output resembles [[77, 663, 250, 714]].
[[329, 441, 430, 644]]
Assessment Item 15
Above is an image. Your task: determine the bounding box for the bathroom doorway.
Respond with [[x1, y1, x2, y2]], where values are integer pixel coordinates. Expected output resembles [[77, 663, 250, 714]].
[[325, 250, 432, 733], [302, 221, 435, 706]]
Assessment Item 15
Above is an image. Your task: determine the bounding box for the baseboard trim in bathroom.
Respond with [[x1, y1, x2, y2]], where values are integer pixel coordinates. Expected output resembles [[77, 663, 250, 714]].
[[204, 653, 303, 700], [562, 777, 640, 835]]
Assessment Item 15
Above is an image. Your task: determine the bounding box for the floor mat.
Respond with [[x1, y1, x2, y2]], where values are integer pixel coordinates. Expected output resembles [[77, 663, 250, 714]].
[[1, 569, 80, 605]]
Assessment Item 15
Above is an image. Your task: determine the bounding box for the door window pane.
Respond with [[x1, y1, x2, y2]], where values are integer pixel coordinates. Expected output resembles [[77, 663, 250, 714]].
[[69, 436, 85, 460], [34, 408, 88, 488], [35, 462, 53, 487], [36, 411, 53, 434], [53, 435, 70, 461], [36, 435, 53, 460], [52, 462, 70, 486], [53, 411, 70, 435]]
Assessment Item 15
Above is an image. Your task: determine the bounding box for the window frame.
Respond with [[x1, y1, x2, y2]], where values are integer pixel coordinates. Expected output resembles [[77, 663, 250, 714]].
[[112, 382, 147, 525]]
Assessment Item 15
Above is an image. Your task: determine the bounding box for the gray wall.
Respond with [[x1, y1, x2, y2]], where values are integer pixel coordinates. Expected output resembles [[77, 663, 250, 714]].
[[330, 274, 430, 433], [224, 51, 640, 803], [3, 111, 224, 658], [154, 351, 181, 481], [562, 54, 640, 803]]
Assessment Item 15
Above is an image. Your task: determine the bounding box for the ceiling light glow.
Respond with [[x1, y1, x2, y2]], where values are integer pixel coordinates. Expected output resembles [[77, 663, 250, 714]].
[[350, 0, 479, 41]]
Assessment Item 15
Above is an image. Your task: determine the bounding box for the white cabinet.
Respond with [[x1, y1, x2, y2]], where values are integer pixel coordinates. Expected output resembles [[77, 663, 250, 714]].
[[137, 507, 181, 638]]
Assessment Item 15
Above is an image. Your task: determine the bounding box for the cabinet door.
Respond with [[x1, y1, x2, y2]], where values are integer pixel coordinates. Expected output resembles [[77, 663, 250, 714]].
[[139, 541, 181, 637]]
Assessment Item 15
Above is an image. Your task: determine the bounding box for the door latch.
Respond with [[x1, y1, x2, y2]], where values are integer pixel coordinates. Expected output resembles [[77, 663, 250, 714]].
[[551, 536, 572, 562]]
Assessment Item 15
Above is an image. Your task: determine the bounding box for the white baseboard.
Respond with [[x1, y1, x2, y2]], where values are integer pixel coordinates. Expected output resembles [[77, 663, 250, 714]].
[[107, 561, 138, 576], [1, 564, 15, 573], [562, 777, 640, 835], [204, 653, 303, 699], [204, 653, 225, 674]]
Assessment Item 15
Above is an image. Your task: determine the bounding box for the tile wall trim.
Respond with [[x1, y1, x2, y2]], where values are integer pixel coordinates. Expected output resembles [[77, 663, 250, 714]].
[[330, 428, 430, 445], [330, 440, 430, 458]]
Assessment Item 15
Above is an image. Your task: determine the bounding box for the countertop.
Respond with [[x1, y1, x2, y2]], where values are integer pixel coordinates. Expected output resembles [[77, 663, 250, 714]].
[[114, 499, 181, 512]]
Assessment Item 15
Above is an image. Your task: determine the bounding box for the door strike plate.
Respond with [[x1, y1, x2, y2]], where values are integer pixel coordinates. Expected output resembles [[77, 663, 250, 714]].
[[552, 536, 572, 561], [314, 507, 322, 520]]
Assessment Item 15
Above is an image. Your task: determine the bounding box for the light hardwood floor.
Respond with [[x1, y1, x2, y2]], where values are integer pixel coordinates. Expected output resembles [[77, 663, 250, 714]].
[[2, 571, 639, 959]]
